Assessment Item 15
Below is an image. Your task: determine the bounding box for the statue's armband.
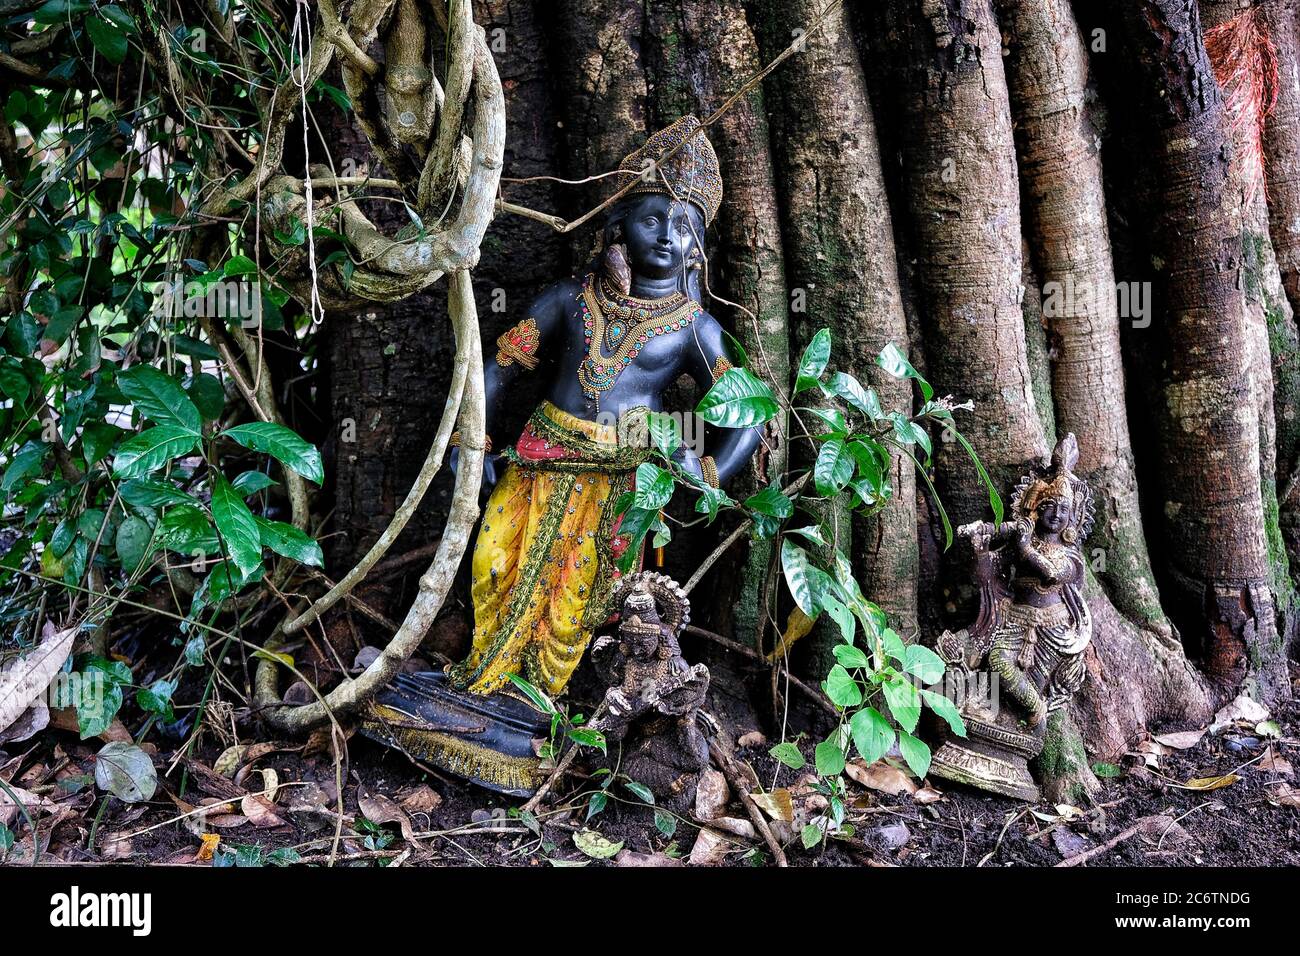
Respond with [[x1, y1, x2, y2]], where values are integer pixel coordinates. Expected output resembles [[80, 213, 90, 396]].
[[496, 317, 541, 370]]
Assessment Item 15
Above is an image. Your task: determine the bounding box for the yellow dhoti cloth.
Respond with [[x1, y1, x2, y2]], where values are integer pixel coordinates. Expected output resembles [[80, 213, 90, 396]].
[[448, 402, 649, 696]]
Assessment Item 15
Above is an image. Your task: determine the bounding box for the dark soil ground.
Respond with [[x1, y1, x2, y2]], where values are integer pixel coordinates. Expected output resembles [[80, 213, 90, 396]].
[[5, 665, 1297, 868]]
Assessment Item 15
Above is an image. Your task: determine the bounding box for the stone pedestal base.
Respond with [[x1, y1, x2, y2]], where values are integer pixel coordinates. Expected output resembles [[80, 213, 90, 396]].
[[929, 716, 1043, 803]]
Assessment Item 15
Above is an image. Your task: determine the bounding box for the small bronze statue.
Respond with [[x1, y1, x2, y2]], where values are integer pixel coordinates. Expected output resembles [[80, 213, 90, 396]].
[[590, 572, 711, 811], [929, 434, 1094, 802]]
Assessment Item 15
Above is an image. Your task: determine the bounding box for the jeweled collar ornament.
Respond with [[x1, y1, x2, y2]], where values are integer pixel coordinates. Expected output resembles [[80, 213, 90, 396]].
[[577, 273, 701, 410]]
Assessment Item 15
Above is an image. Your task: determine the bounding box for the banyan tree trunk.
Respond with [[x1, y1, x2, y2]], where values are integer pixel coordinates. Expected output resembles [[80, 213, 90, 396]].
[[1104, 0, 1289, 699], [996, 0, 1213, 762], [302, 0, 1297, 778], [753, 0, 919, 656]]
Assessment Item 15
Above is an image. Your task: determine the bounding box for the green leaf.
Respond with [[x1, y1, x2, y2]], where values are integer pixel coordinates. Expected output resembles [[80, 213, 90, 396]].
[[111, 425, 199, 479], [185, 372, 226, 422], [505, 673, 556, 714], [903, 644, 945, 685], [136, 678, 176, 722], [1092, 762, 1123, 778], [1, 442, 47, 493], [566, 727, 606, 754], [221, 422, 324, 484], [232, 471, 278, 496], [921, 689, 967, 738], [832, 642, 870, 670], [768, 741, 805, 770], [801, 824, 824, 849], [891, 414, 931, 457], [881, 629, 907, 664], [794, 328, 831, 393], [814, 738, 846, 777], [114, 515, 153, 573], [822, 594, 856, 644], [255, 517, 323, 567], [897, 730, 932, 779], [781, 539, 826, 618], [744, 485, 793, 518], [86, 15, 128, 64], [79, 421, 123, 468], [211, 474, 262, 578], [573, 828, 623, 860], [814, 438, 854, 496], [633, 462, 674, 510], [882, 678, 922, 734], [224, 255, 258, 277], [586, 791, 607, 820], [654, 808, 677, 838], [825, 371, 882, 420], [624, 781, 655, 804], [823, 665, 862, 708], [117, 365, 201, 433], [696, 367, 779, 428], [876, 342, 933, 400], [850, 708, 895, 765], [120, 477, 195, 508], [645, 411, 680, 458], [156, 504, 218, 556]]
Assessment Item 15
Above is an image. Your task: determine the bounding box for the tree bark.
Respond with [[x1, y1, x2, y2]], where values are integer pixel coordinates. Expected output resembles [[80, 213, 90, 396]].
[[753, 0, 919, 662], [1106, 0, 1288, 700]]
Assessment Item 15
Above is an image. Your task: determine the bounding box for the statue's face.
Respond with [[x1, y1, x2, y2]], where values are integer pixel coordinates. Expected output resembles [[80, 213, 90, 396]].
[[1036, 496, 1073, 535], [619, 193, 704, 280]]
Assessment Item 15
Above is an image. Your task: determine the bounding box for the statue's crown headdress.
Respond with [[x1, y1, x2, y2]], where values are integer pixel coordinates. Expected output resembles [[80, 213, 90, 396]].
[[1010, 433, 1095, 541], [614, 115, 723, 226]]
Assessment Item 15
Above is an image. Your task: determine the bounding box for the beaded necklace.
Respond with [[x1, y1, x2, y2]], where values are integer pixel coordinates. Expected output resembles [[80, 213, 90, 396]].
[[577, 273, 700, 410]]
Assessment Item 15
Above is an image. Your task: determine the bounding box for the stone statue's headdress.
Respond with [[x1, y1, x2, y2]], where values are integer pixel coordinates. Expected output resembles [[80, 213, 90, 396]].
[[1010, 433, 1095, 543], [613, 115, 723, 226]]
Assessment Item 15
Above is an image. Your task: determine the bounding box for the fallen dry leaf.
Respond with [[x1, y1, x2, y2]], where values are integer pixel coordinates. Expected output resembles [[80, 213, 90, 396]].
[[737, 731, 767, 748], [693, 768, 729, 821], [688, 827, 731, 866], [0, 622, 75, 737], [197, 833, 220, 862], [398, 784, 442, 814], [750, 787, 794, 822], [846, 759, 918, 796], [1258, 746, 1293, 776], [913, 786, 944, 805], [358, 782, 422, 845], [1180, 773, 1241, 791], [240, 793, 286, 828], [213, 745, 248, 778], [1137, 814, 1193, 848], [710, 816, 757, 839], [1154, 728, 1206, 750], [615, 849, 682, 867], [1267, 783, 1300, 808], [1210, 695, 1268, 733]]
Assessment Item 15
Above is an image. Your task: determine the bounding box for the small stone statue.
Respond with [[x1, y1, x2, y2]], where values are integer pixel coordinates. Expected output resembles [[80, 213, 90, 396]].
[[590, 572, 711, 811], [929, 434, 1095, 802]]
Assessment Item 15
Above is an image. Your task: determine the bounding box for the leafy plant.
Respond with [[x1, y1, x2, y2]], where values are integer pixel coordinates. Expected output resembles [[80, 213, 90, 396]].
[[617, 330, 997, 848]]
